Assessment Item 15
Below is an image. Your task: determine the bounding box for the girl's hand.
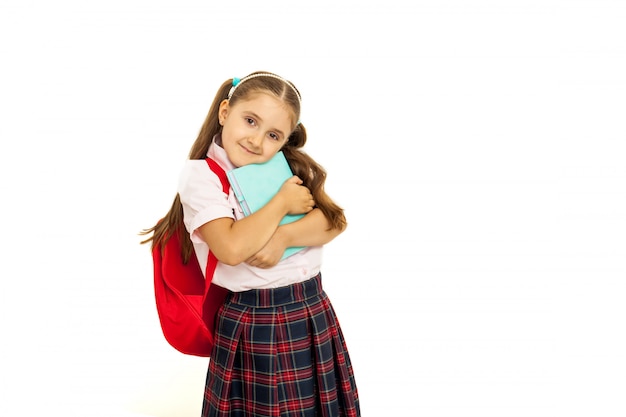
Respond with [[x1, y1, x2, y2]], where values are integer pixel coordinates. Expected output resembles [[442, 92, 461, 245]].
[[277, 176, 315, 215], [245, 232, 286, 268]]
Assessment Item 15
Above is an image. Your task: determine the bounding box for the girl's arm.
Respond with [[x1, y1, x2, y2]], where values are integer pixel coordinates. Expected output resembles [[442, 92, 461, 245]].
[[276, 208, 344, 247], [199, 176, 314, 265], [245, 208, 345, 268]]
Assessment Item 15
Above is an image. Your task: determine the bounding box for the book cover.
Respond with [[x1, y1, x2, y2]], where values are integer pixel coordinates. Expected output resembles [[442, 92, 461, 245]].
[[226, 151, 305, 259]]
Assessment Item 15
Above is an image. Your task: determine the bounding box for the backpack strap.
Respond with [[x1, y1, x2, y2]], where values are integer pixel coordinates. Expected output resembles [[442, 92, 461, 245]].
[[204, 157, 229, 279], [201, 158, 231, 330], [206, 158, 229, 195]]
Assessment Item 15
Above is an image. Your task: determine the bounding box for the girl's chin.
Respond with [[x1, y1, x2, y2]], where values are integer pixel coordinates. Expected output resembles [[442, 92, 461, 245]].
[[231, 155, 259, 168], [235, 151, 269, 166]]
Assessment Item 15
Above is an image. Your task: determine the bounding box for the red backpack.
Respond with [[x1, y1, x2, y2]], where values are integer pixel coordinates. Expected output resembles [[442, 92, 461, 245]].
[[151, 158, 230, 357]]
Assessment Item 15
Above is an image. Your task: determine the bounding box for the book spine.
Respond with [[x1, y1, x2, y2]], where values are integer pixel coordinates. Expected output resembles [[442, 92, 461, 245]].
[[226, 171, 252, 216]]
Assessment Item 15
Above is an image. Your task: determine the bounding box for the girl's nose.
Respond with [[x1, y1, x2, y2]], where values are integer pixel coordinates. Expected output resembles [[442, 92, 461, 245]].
[[247, 133, 263, 149]]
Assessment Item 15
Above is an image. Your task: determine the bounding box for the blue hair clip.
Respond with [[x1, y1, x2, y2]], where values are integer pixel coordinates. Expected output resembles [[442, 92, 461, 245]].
[[227, 77, 241, 100]]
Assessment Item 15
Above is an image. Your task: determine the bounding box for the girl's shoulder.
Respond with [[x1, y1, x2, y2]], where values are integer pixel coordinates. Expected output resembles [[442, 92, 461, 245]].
[[178, 159, 224, 196]]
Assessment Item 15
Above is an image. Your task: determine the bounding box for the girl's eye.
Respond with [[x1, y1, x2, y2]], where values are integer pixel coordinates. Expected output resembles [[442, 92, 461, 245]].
[[245, 117, 256, 126], [269, 132, 280, 141]]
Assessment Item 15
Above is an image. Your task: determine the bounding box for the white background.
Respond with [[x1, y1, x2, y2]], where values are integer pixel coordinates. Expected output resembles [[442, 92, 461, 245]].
[[1, 1, 625, 416]]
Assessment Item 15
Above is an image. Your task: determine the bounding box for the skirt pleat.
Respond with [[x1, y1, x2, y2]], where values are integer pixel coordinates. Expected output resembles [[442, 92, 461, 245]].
[[202, 274, 360, 417]]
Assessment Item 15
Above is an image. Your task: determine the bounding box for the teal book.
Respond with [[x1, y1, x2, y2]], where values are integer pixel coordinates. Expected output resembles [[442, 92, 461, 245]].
[[226, 151, 305, 259]]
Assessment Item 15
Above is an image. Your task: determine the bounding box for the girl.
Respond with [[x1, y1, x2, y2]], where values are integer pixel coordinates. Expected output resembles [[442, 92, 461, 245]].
[[142, 71, 360, 417]]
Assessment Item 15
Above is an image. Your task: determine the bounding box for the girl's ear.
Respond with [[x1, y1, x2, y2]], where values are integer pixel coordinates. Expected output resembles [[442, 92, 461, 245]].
[[218, 99, 230, 125]]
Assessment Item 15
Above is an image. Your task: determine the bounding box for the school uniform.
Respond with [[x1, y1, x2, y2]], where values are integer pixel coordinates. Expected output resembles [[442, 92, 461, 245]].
[[178, 140, 360, 417]]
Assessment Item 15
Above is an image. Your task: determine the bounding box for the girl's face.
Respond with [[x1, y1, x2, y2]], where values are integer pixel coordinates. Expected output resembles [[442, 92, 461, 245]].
[[218, 92, 295, 167]]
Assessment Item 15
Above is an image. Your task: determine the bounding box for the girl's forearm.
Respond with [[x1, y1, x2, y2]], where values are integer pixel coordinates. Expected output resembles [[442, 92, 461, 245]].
[[274, 208, 344, 248], [200, 195, 289, 265]]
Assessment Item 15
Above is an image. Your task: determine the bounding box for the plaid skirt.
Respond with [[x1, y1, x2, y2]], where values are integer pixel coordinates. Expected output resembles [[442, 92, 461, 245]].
[[202, 273, 360, 417]]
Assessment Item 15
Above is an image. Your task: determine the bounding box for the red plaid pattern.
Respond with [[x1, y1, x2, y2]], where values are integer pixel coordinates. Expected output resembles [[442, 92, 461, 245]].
[[202, 274, 360, 417]]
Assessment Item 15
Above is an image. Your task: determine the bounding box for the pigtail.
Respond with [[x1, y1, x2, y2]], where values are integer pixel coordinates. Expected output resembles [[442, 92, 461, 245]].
[[282, 124, 347, 232], [139, 194, 194, 262], [140, 79, 233, 261]]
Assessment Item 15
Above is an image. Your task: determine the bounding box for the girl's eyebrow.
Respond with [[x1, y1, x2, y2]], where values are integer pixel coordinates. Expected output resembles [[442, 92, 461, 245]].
[[246, 111, 285, 138]]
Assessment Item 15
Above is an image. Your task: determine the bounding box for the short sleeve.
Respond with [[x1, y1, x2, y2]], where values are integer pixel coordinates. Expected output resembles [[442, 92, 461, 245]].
[[177, 160, 234, 244]]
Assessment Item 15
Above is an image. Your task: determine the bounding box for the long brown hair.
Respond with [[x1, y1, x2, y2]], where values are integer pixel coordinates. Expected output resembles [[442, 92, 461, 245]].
[[140, 71, 347, 263]]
